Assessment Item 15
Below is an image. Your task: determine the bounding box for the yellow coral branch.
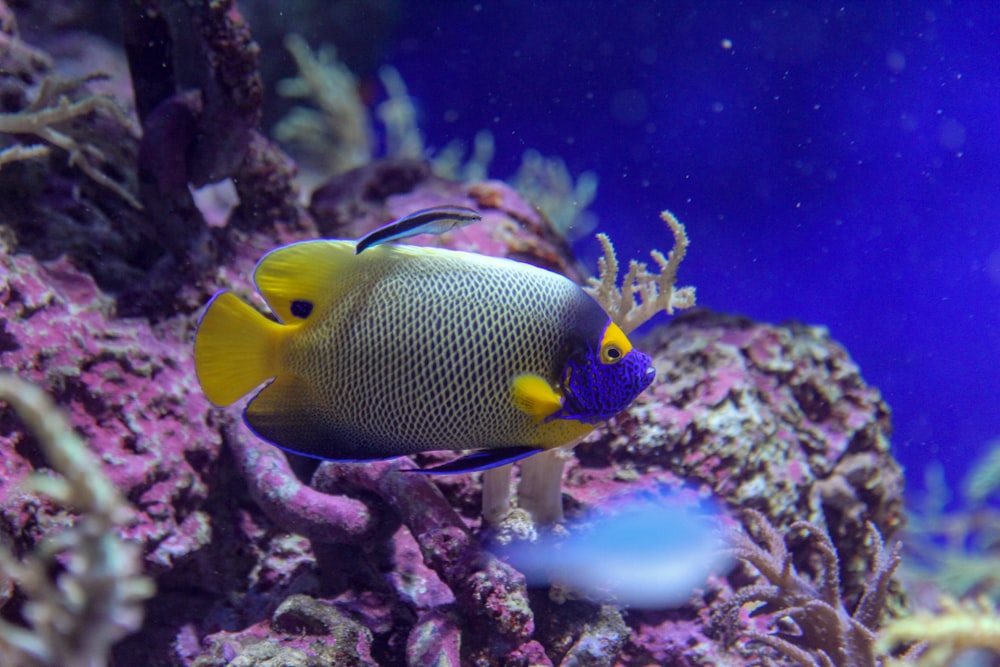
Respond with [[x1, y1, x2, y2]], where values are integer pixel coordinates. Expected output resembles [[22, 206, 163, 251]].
[[0, 143, 50, 169], [879, 596, 1000, 667], [584, 210, 696, 333]]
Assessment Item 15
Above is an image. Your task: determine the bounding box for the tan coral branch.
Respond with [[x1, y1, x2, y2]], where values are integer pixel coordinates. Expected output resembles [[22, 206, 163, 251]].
[[584, 209, 696, 333], [0, 143, 50, 169], [0, 373, 154, 667], [0, 80, 141, 209], [879, 595, 1000, 666]]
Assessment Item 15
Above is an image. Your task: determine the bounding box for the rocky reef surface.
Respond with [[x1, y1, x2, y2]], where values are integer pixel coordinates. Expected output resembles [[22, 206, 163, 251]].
[[0, 2, 912, 666]]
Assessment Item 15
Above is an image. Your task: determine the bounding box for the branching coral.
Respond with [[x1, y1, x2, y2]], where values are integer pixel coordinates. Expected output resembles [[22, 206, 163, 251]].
[[0, 75, 141, 208], [431, 129, 495, 182], [0, 143, 49, 168], [0, 373, 154, 667], [274, 33, 373, 174], [878, 595, 1000, 666], [904, 461, 1000, 601], [377, 65, 425, 161], [584, 209, 697, 334], [715, 509, 900, 667], [513, 149, 599, 242], [961, 435, 1000, 505]]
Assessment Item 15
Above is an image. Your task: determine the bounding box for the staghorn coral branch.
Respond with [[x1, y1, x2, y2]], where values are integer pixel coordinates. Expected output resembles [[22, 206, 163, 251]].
[[0, 143, 49, 168], [789, 520, 843, 608], [585, 209, 696, 333], [715, 509, 900, 667], [0, 373, 154, 667], [854, 523, 902, 628], [0, 78, 141, 209]]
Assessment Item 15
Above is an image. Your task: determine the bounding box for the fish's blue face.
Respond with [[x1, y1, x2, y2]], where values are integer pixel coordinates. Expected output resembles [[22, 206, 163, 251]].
[[557, 322, 655, 424]]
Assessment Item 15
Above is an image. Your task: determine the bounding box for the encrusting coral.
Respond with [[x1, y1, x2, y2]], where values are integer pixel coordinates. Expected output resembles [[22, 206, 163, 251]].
[[0, 373, 154, 667]]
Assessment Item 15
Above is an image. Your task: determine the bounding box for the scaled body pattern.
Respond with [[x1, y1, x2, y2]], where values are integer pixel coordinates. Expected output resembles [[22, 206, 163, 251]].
[[195, 209, 654, 472]]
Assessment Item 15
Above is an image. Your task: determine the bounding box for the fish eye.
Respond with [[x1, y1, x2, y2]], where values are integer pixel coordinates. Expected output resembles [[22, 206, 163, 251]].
[[601, 344, 623, 364], [290, 299, 313, 319]]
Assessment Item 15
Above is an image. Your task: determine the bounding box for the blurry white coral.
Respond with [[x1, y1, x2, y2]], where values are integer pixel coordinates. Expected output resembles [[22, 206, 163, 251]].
[[274, 34, 373, 174], [879, 595, 1000, 666], [0, 373, 154, 667], [376, 65, 424, 160], [513, 149, 598, 242], [430, 129, 495, 182]]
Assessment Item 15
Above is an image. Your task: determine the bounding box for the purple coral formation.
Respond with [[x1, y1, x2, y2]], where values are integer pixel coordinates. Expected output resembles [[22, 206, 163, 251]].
[[0, 252, 222, 576], [0, 2, 908, 665]]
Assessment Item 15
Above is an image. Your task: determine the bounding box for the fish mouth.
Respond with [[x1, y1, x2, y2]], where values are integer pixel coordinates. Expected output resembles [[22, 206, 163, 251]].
[[558, 348, 656, 423], [631, 351, 656, 394]]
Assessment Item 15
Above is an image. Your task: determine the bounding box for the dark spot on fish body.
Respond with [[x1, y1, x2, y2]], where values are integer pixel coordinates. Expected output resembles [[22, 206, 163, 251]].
[[291, 300, 313, 319]]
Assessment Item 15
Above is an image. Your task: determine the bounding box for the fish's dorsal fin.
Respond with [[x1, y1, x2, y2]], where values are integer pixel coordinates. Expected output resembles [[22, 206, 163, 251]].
[[253, 240, 356, 323]]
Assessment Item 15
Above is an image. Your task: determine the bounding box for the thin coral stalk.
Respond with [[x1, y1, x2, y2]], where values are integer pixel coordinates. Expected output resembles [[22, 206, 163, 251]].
[[0, 143, 50, 168], [517, 447, 573, 524], [584, 210, 696, 333]]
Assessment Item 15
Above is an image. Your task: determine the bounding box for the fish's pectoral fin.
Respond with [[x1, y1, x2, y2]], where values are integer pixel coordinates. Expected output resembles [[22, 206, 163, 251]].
[[510, 373, 563, 421], [195, 291, 283, 406], [253, 240, 356, 323], [408, 446, 543, 474]]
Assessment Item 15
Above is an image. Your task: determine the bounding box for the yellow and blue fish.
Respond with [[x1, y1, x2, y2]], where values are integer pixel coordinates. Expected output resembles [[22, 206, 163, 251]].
[[194, 207, 655, 472]]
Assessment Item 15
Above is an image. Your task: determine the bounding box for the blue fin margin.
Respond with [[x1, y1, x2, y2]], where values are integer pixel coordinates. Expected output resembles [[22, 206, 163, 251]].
[[408, 446, 543, 474]]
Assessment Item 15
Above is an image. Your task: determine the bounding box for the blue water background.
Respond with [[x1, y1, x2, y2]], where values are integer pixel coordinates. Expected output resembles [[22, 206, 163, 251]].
[[385, 2, 1000, 500]]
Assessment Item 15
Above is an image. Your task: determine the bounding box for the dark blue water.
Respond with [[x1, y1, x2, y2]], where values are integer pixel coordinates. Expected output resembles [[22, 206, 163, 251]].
[[385, 1, 1000, 499]]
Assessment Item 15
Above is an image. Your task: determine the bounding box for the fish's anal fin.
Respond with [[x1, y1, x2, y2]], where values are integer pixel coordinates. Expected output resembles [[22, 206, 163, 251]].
[[510, 373, 563, 420], [244, 376, 337, 459], [408, 446, 543, 474], [195, 291, 283, 406]]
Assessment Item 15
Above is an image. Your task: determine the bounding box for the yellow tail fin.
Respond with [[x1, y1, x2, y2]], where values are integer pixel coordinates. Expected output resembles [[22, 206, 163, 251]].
[[194, 291, 284, 406]]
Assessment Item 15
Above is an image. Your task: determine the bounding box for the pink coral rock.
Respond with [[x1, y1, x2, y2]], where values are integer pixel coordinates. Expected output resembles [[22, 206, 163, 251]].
[[0, 252, 222, 574], [1, 154, 905, 666]]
